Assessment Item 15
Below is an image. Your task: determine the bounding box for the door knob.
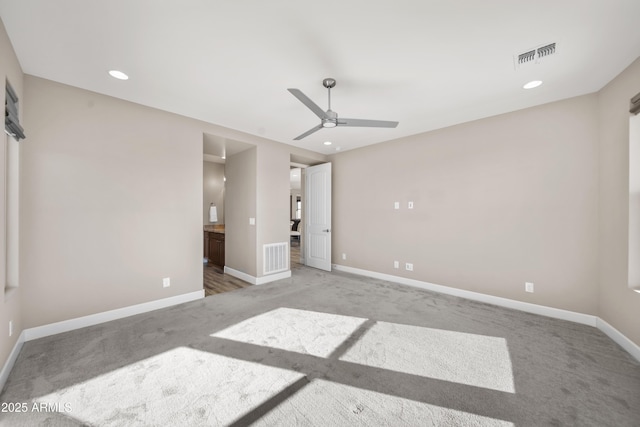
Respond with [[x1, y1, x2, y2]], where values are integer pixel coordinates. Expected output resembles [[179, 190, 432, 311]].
[[322, 229, 331, 233]]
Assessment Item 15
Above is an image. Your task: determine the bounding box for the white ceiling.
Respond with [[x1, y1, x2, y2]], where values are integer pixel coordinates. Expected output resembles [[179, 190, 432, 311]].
[[1, 1, 639, 155]]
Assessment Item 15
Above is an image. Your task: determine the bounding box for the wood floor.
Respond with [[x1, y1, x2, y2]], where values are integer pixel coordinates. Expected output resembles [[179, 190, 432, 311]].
[[203, 241, 303, 297]]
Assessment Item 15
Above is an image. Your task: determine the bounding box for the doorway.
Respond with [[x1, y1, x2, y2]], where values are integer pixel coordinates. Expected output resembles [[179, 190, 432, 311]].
[[304, 162, 332, 272], [289, 161, 333, 272], [290, 167, 303, 270], [202, 133, 254, 296]]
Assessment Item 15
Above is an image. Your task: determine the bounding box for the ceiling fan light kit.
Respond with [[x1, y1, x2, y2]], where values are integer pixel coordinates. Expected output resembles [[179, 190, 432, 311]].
[[288, 78, 399, 140]]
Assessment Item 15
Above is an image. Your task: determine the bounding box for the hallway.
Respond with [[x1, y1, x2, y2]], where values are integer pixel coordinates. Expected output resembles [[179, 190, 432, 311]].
[[204, 244, 302, 296]]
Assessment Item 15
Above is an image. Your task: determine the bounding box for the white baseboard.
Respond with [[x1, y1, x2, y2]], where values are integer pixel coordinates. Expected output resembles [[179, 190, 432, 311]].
[[1, 290, 204, 393], [596, 317, 640, 362], [0, 330, 25, 393], [333, 264, 640, 362], [333, 264, 597, 326], [256, 270, 291, 285], [224, 267, 257, 284], [23, 290, 204, 341], [3, 266, 638, 394], [224, 266, 291, 285]]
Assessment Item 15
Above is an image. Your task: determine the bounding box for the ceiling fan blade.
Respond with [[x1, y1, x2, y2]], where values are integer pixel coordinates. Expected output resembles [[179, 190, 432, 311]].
[[338, 118, 399, 128], [288, 88, 328, 120], [294, 124, 323, 140]]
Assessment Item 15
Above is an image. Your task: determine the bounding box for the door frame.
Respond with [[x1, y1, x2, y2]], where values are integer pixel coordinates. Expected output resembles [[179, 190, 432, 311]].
[[304, 162, 332, 271]]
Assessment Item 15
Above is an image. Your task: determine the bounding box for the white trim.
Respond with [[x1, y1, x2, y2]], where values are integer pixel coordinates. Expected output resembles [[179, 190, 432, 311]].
[[224, 266, 291, 285], [596, 317, 640, 362], [0, 330, 25, 393], [333, 264, 640, 362], [224, 266, 257, 284], [1, 290, 204, 391], [256, 270, 291, 285], [23, 290, 204, 341], [333, 264, 597, 326]]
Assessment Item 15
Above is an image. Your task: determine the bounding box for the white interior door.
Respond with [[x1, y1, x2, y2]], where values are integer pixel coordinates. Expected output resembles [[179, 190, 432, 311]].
[[305, 162, 332, 271]]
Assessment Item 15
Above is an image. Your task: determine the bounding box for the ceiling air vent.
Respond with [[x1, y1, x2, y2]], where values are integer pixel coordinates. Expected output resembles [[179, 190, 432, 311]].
[[537, 43, 556, 58], [517, 50, 536, 66], [514, 42, 557, 70]]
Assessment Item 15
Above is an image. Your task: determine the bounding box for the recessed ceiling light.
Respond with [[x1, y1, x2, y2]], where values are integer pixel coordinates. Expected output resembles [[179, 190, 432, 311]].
[[335, 146, 341, 151], [108, 70, 129, 80], [523, 80, 542, 89], [323, 141, 332, 146]]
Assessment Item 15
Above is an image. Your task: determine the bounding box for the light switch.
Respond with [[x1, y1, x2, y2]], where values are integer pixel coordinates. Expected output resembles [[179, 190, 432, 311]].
[[249, 217, 256, 225]]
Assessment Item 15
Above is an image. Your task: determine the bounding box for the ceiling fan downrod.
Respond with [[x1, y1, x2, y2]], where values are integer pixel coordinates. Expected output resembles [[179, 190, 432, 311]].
[[322, 78, 338, 127], [323, 78, 336, 112]]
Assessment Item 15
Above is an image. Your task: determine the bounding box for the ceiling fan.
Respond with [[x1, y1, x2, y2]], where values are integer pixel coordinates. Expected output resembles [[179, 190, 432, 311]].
[[288, 78, 399, 140]]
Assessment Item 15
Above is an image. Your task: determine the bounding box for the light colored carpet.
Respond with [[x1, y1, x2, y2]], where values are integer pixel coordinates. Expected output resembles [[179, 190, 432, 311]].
[[256, 379, 512, 427], [1, 266, 639, 426]]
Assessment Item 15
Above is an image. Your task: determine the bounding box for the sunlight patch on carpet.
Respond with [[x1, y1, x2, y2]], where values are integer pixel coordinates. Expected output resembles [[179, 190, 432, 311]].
[[256, 379, 514, 426], [34, 347, 305, 426], [211, 307, 367, 358], [340, 322, 515, 393]]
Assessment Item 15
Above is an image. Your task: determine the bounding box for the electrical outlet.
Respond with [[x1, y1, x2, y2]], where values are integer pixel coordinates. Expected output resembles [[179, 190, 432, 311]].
[[394, 261, 399, 269], [405, 263, 413, 271], [9, 320, 12, 337], [342, 253, 347, 260], [408, 201, 414, 209], [525, 282, 534, 293], [163, 277, 171, 288]]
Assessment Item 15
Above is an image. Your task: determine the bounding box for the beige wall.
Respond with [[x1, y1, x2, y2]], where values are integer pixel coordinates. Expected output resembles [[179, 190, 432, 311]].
[[331, 94, 601, 315], [20, 76, 204, 327], [256, 144, 291, 276], [598, 57, 640, 345], [0, 17, 24, 377], [15, 77, 324, 335], [203, 161, 225, 226], [225, 147, 257, 276]]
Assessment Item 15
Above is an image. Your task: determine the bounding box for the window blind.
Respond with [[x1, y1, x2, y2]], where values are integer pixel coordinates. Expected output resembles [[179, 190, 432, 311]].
[[4, 81, 25, 140], [631, 91, 640, 115]]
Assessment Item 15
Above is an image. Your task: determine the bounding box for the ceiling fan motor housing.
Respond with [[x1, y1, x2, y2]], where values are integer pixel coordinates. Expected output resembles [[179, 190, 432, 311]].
[[322, 109, 338, 127], [322, 78, 336, 89]]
